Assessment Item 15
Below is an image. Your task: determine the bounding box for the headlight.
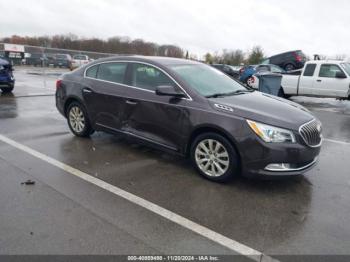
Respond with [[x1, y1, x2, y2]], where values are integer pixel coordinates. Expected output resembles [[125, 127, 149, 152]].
[[247, 120, 296, 143]]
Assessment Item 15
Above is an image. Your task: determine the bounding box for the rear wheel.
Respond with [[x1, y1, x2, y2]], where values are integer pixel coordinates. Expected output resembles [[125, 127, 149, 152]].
[[246, 76, 254, 87], [278, 87, 291, 99], [190, 132, 239, 182], [285, 64, 295, 71], [66, 102, 94, 137]]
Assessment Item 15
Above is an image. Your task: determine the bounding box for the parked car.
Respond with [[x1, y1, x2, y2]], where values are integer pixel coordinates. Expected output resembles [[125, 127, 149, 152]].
[[280, 60, 350, 99], [53, 54, 72, 68], [56, 56, 322, 182], [0, 58, 15, 93], [262, 50, 307, 71], [239, 64, 285, 87], [26, 53, 49, 67], [211, 64, 241, 79], [71, 54, 90, 70]]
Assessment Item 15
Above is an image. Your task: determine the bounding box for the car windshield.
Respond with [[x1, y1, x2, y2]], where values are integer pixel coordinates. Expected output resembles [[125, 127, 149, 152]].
[[170, 64, 247, 97], [341, 63, 350, 75]]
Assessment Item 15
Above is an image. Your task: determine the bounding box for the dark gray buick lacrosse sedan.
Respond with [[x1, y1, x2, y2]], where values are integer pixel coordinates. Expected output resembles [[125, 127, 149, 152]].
[[56, 56, 322, 182]]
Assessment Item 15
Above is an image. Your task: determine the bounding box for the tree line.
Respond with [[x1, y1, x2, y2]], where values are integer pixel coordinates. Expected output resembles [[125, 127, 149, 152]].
[[1, 34, 184, 58], [204, 46, 265, 65], [1, 34, 265, 65]]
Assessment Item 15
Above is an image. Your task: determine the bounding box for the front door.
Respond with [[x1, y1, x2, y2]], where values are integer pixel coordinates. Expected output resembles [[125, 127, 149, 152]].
[[313, 64, 349, 97], [121, 62, 189, 151]]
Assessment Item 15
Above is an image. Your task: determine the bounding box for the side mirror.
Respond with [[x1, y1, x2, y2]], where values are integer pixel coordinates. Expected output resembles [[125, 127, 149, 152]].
[[336, 71, 347, 79], [155, 85, 186, 98]]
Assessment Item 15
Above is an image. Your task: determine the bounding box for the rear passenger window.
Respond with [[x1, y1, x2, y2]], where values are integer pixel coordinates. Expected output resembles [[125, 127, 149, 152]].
[[303, 64, 316, 76], [131, 63, 174, 91], [97, 62, 127, 84], [86, 65, 98, 78]]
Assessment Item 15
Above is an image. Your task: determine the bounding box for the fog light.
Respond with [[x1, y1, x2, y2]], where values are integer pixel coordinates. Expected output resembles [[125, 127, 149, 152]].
[[265, 163, 291, 171]]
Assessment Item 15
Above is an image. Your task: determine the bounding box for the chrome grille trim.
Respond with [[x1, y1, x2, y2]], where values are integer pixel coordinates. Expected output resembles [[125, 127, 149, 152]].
[[299, 119, 322, 147]]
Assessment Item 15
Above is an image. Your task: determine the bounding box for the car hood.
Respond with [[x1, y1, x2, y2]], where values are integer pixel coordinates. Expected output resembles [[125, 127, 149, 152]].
[[209, 91, 314, 130]]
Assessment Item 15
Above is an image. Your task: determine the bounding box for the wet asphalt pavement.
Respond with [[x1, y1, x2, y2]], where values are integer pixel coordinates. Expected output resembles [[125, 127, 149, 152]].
[[0, 67, 350, 260]]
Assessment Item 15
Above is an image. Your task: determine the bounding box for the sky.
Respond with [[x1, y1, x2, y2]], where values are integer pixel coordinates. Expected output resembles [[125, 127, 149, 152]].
[[0, 0, 349, 59]]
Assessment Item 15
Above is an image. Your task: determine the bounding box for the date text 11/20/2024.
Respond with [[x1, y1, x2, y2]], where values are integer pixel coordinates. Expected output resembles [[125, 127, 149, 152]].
[[127, 255, 220, 261]]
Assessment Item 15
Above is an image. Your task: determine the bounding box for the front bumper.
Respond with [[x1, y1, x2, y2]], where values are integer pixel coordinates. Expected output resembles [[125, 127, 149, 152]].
[[239, 133, 321, 178], [0, 75, 14, 86]]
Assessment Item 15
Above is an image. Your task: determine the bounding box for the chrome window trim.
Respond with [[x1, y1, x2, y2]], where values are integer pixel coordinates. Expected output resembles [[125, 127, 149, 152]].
[[265, 157, 318, 172], [83, 60, 192, 101], [298, 119, 323, 148]]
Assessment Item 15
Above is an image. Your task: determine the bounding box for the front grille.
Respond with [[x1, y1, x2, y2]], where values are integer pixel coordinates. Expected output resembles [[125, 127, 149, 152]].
[[299, 120, 322, 147]]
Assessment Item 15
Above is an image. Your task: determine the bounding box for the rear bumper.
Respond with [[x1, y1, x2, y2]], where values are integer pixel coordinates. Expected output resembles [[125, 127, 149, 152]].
[[295, 61, 305, 69]]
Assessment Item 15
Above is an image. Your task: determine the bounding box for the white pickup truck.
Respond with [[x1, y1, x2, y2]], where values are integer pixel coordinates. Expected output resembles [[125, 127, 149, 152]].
[[281, 60, 350, 99], [70, 54, 90, 70]]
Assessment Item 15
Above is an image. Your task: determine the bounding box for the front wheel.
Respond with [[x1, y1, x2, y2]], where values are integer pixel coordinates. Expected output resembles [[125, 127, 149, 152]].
[[66, 102, 94, 137], [190, 132, 239, 182]]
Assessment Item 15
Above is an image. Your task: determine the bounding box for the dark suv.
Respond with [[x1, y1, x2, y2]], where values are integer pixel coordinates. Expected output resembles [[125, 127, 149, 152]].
[[53, 54, 72, 68], [56, 56, 322, 182], [211, 64, 240, 79], [262, 50, 307, 71], [0, 58, 15, 93]]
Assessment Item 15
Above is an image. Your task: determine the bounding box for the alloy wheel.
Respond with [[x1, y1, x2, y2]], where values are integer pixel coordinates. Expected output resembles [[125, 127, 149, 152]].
[[247, 77, 254, 87], [195, 139, 230, 177], [69, 106, 86, 133]]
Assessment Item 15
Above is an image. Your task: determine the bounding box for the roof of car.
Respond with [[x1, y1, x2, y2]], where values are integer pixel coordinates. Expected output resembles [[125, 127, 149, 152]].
[[93, 55, 201, 66]]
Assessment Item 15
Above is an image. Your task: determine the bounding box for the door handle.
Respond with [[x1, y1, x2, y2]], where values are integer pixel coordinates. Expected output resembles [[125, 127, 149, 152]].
[[82, 88, 93, 93], [126, 99, 138, 105], [316, 79, 322, 82]]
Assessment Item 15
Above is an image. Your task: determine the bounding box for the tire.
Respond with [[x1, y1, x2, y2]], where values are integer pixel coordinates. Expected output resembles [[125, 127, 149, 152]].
[[246, 76, 254, 87], [285, 64, 295, 71], [1, 84, 14, 93], [66, 101, 94, 137], [278, 87, 285, 98], [278, 87, 291, 99], [190, 132, 239, 182]]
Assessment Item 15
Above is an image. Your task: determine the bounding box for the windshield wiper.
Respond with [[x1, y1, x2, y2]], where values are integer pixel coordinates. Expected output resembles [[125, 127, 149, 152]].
[[205, 89, 254, 98], [205, 92, 230, 98]]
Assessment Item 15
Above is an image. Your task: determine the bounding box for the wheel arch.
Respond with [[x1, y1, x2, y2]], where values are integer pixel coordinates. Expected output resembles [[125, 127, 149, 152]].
[[185, 124, 242, 162], [63, 95, 85, 116]]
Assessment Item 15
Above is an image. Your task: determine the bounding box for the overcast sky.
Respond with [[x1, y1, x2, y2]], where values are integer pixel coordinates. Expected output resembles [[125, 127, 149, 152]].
[[1, 0, 349, 58]]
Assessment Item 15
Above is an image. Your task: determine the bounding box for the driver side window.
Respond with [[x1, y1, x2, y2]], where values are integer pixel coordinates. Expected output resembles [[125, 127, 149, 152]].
[[319, 64, 343, 78], [131, 63, 175, 91]]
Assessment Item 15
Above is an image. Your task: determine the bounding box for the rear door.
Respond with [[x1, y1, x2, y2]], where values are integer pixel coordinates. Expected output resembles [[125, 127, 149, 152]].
[[121, 62, 189, 151], [313, 64, 349, 97], [298, 63, 317, 95], [82, 62, 128, 129]]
